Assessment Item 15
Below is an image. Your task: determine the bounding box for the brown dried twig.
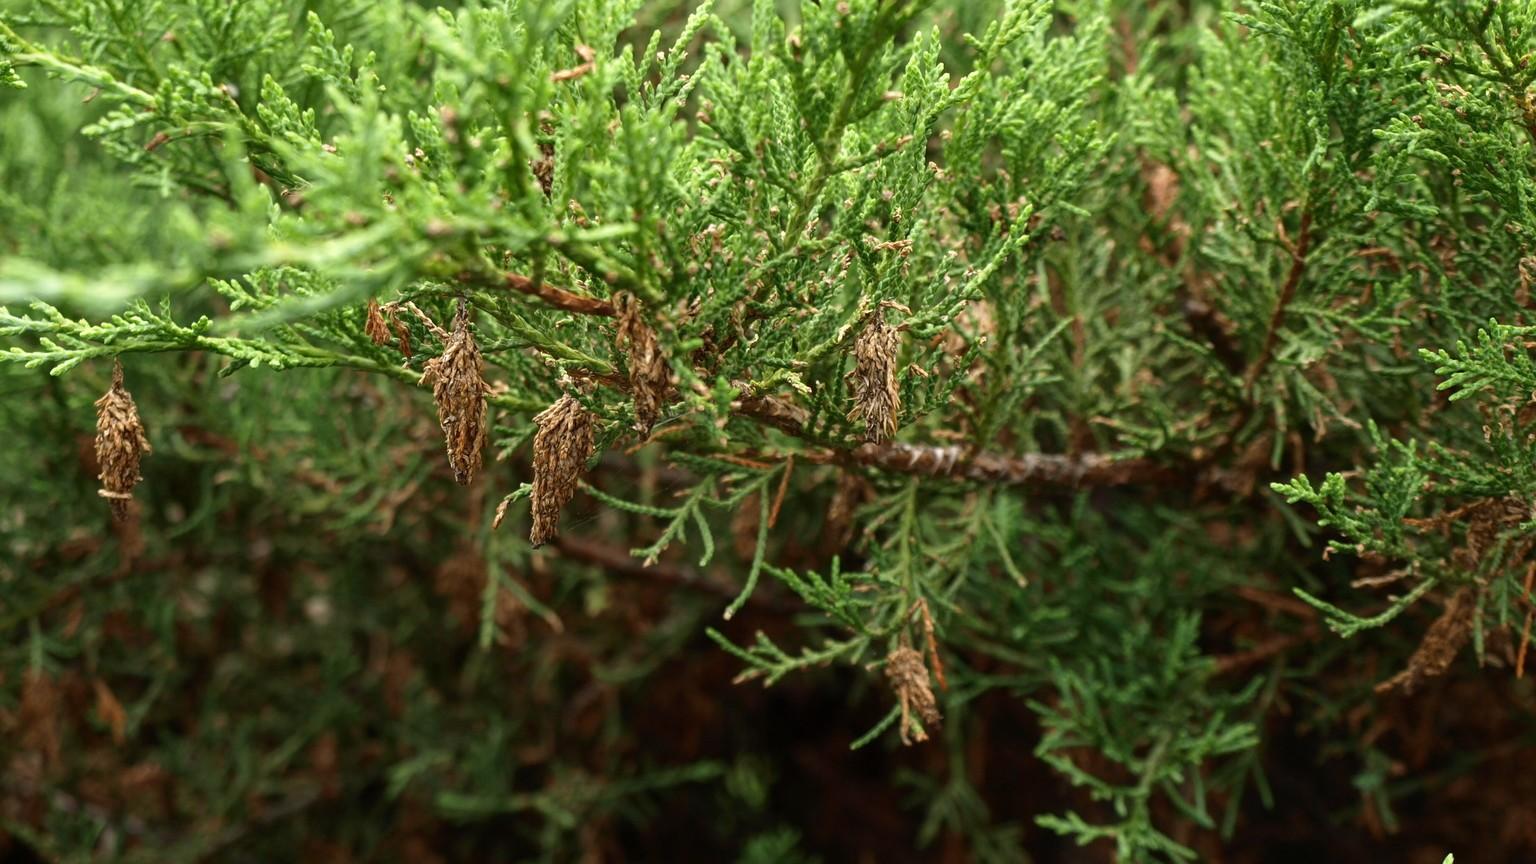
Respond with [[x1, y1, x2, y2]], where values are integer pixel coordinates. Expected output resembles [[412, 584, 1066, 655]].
[[1245, 209, 1313, 390], [550, 44, 596, 83], [501, 270, 616, 317]]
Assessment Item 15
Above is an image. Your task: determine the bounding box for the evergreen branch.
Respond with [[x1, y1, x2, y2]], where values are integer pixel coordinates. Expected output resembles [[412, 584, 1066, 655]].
[[1460, 13, 1536, 147], [543, 229, 660, 306], [472, 301, 616, 374], [7, 1, 1527, 856], [722, 481, 771, 621], [779, 0, 923, 250], [0, 19, 156, 106], [706, 628, 868, 687], [1295, 577, 1438, 639], [848, 706, 901, 750]]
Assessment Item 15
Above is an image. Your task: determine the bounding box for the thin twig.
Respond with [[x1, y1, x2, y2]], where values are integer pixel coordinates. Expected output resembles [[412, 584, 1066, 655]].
[[1213, 631, 1315, 675], [499, 271, 616, 317], [735, 393, 1172, 488], [767, 454, 794, 528], [1245, 209, 1313, 390], [550, 534, 796, 611]]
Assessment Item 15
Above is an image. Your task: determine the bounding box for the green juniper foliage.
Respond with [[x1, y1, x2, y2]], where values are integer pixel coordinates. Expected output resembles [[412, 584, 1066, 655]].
[[0, 0, 1527, 860]]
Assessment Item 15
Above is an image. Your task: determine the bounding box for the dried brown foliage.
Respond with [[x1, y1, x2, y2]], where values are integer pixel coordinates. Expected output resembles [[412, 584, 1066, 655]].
[[1519, 256, 1536, 309], [1401, 495, 1535, 572], [93, 678, 127, 746], [1377, 587, 1478, 694], [1378, 496, 1536, 692], [93, 360, 151, 520], [884, 646, 940, 745], [530, 393, 595, 547], [364, 298, 391, 346], [17, 671, 62, 771], [614, 292, 668, 434], [366, 300, 413, 356], [391, 309, 413, 358], [848, 311, 901, 443], [1454, 495, 1535, 572], [420, 300, 487, 485]]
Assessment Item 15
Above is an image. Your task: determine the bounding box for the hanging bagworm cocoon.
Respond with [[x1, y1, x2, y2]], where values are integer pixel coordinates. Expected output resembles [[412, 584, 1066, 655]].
[[884, 646, 940, 745], [420, 299, 487, 485], [614, 292, 668, 434], [364, 298, 391, 346], [530, 393, 594, 547], [94, 359, 151, 520], [849, 312, 901, 443]]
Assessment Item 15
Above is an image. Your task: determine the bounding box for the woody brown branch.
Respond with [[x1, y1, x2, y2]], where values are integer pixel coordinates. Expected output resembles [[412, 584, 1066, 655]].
[[1245, 209, 1313, 390], [737, 394, 1171, 488], [500, 270, 617, 317]]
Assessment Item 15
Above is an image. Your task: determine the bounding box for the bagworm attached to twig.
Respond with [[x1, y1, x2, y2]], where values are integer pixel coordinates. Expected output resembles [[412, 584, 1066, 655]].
[[884, 645, 940, 745], [421, 299, 488, 485], [530, 392, 595, 547], [614, 292, 668, 435], [849, 309, 902, 443], [94, 359, 151, 520]]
